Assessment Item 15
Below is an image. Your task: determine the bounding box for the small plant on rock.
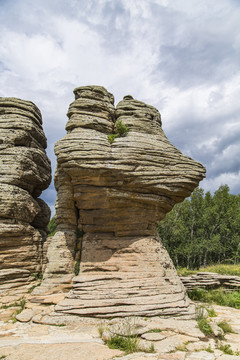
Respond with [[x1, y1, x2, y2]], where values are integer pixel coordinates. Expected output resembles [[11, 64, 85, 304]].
[[206, 307, 217, 317], [196, 307, 214, 336], [217, 321, 234, 334], [146, 328, 162, 333], [108, 120, 129, 144], [219, 344, 234, 355], [10, 298, 26, 323], [74, 260, 80, 275], [103, 318, 155, 354]]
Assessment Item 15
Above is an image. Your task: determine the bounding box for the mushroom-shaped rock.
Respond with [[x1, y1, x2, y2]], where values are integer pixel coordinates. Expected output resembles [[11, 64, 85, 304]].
[[44, 86, 205, 317], [0, 97, 51, 296]]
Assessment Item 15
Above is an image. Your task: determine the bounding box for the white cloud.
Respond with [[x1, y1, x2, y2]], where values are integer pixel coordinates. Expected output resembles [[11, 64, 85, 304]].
[[0, 0, 240, 211]]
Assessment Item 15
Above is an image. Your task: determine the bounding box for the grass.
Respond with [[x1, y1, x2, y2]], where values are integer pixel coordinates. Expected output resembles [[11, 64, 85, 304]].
[[175, 344, 188, 352], [204, 345, 214, 353], [107, 335, 155, 354], [28, 283, 41, 294], [217, 321, 234, 334], [196, 306, 214, 337], [188, 288, 240, 309], [178, 264, 240, 277], [10, 298, 25, 323], [197, 317, 214, 336], [0, 356, 7, 359], [218, 344, 240, 356], [101, 318, 155, 354], [205, 307, 217, 317], [1, 302, 20, 309], [98, 324, 104, 337], [146, 328, 162, 333]]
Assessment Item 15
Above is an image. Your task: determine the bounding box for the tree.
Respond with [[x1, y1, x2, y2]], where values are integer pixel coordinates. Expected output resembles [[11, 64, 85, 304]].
[[48, 216, 57, 237], [158, 185, 240, 268]]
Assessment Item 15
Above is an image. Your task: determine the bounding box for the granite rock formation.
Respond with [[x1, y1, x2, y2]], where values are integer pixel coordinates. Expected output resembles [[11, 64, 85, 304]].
[[0, 97, 51, 296], [43, 86, 205, 317]]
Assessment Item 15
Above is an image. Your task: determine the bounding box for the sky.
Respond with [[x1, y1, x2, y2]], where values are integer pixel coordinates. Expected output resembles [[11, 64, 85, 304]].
[[0, 0, 240, 215]]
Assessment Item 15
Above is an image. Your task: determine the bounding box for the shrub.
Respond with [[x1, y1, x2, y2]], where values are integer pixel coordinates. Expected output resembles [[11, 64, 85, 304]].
[[197, 317, 213, 336], [219, 344, 234, 355], [217, 321, 234, 334], [74, 261, 80, 275], [108, 120, 129, 144], [115, 120, 129, 136], [48, 217, 57, 237], [206, 307, 217, 317]]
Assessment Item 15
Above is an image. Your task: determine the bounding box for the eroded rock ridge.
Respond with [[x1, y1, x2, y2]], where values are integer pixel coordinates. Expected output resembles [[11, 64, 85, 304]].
[[43, 85, 206, 317], [0, 97, 51, 296]]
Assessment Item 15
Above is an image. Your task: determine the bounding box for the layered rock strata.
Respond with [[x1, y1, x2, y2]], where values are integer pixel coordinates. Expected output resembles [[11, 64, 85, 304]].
[[181, 272, 240, 290], [44, 85, 205, 317], [0, 97, 51, 296]]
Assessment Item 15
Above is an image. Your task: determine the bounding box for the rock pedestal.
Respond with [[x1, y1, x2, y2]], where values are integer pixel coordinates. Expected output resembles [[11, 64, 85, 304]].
[[43, 86, 205, 317], [0, 98, 51, 296]]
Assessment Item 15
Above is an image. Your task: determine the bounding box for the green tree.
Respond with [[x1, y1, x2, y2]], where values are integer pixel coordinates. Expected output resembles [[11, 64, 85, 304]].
[[158, 185, 240, 268], [48, 216, 57, 237]]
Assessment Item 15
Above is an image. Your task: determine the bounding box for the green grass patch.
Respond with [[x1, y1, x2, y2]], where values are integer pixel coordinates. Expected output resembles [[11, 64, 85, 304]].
[[1, 302, 20, 309], [204, 345, 214, 353], [146, 328, 162, 333], [218, 344, 240, 355], [9, 298, 26, 322], [217, 321, 234, 334], [178, 264, 240, 277], [197, 317, 213, 336], [188, 287, 240, 309], [107, 335, 155, 354], [175, 344, 188, 352], [206, 307, 217, 317]]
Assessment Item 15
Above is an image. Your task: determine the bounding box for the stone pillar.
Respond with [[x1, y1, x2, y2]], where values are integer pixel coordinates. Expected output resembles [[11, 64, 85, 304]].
[[45, 86, 206, 317], [0, 97, 51, 297]]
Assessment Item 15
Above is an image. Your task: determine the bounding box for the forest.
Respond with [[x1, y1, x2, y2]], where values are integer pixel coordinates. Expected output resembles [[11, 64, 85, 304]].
[[158, 185, 240, 269]]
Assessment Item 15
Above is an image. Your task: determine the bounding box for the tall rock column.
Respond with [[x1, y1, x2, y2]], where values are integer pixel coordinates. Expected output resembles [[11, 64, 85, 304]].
[[45, 86, 206, 317], [0, 97, 51, 297]]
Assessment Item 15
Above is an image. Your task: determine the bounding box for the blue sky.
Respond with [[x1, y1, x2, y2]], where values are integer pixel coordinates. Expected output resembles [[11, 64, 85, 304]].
[[1, 0, 240, 215]]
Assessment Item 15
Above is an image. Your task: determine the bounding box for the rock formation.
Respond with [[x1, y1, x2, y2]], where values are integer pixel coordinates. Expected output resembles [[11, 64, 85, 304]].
[[0, 97, 51, 296], [43, 85, 205, 317], [181, 272, 240, 290]]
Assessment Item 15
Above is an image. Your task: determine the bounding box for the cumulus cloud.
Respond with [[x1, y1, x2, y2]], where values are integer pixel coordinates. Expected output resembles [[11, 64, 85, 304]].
[[0, 0, 240, 214]]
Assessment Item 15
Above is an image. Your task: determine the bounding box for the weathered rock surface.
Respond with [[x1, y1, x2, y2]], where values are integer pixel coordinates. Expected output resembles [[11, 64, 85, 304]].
[[181, 272, 240, 290], [42, 85, 205, 317], [1, 303, 240, 360], [0, 97, 51, 296]]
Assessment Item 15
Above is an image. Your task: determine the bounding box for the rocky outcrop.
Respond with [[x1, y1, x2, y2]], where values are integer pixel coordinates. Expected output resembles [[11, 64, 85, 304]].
[[181, 272, 240, 290], [42, 86, 205, 317], [0, 97, 51, 296]]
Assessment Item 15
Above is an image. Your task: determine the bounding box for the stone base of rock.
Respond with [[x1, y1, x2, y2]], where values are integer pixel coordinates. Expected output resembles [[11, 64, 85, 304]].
[[55, 235, 194, 318], [1, 303, 240, 360]]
